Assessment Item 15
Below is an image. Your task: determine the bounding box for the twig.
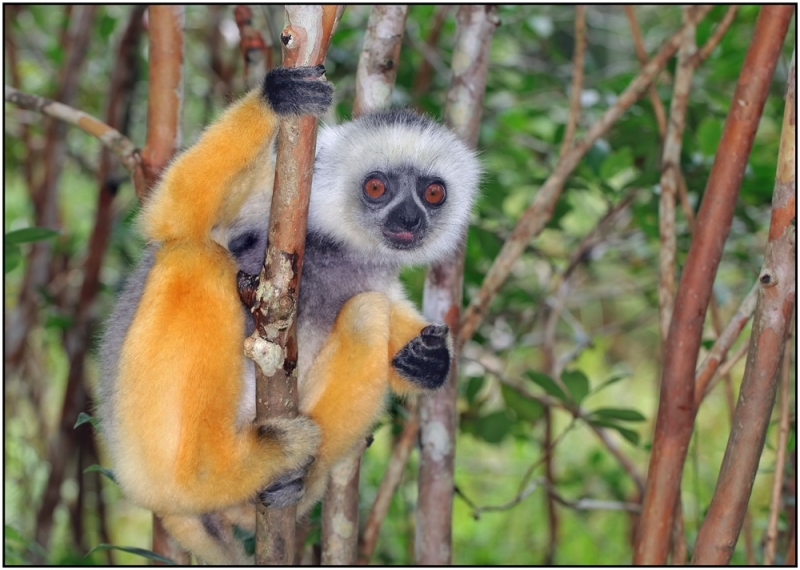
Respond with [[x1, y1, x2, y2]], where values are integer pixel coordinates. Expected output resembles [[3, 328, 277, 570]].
[[692, 6, 739, 66], [358, 401, 418, 565], [657, 6, 697, 342], [458, 6, 714, 348], [690, 36, 796, 565], [763, 336, 793, 564], [4, 86, 141, 178], [416, 6, 498, 566], [559, 5, 586, 157], [623, 6, 668, 138], [694, 283, 758, 405]]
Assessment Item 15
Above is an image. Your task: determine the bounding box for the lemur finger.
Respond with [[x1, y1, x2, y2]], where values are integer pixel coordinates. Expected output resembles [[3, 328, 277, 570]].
[[262, 65, 333, 117], [392, 325, 452, 389]]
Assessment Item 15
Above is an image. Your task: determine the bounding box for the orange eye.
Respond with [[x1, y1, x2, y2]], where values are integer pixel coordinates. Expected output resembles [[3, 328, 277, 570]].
[[424, 183, 446, 205], [364, 178, 385, 198]]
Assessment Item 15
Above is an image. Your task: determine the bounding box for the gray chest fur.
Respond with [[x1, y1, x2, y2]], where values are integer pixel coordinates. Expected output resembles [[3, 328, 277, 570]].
[[296, 232, 401, 387]]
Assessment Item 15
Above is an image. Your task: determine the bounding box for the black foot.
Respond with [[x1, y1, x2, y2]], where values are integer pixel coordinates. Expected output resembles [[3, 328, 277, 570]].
[[391, 324, 451, 390], [258, 457, 314, 509], [262, 65, 333, 117]]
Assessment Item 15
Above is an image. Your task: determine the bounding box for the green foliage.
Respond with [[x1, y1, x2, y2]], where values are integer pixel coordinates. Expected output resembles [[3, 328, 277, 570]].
[[5, 525, 48, 565], [4, 227, 60, 273], [3, 4, 793, 566]]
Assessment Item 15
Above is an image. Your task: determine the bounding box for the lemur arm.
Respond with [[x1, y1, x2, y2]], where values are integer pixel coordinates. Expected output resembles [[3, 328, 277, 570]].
[[295, 293, 451, 515]]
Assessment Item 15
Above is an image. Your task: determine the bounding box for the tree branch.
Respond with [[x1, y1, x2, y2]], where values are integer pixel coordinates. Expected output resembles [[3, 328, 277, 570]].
[[691, 45, 796, 564], [559, 5, 586, 157], [458, 6, 714, 348], [4, 86, 141, 177]]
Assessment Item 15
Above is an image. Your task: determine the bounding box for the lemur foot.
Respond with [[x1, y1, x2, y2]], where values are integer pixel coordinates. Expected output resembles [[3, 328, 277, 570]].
[[259, 457, 314, 509], [391, 324, 452, 389], [263, 64, 333, 117], [256, 415, 321, 469]]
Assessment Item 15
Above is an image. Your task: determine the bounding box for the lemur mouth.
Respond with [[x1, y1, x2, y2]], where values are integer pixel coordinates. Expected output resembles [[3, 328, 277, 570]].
[[382, 230, 419, 250]]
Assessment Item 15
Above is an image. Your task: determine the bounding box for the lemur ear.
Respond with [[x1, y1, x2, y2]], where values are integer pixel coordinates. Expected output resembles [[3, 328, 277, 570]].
[[262, 65, 333, 117]]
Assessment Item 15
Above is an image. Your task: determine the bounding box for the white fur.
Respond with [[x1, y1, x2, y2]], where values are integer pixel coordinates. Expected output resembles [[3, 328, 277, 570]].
[[308, 115, 481, 266]]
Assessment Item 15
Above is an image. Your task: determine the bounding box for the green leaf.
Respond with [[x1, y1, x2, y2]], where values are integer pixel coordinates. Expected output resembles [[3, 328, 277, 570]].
[[465, 376, 484, 405], [98, 13, 117, 40], [501, 384, 544, 422], [589, 419, 640, 446], [599, 147, 633, 180], [589, 408, 647, 422], [590, 374, 628, 395], [4, 244, 22, 274], [525, 371, 568, 404], [5, 227, 60, 245], [83, 465, 116, 483], [475, 411, 512, 444], [45, 314, 73, 331], [74, 412, 100, 430], [561, 370, 590, 405], [87, 544, 175, 565]]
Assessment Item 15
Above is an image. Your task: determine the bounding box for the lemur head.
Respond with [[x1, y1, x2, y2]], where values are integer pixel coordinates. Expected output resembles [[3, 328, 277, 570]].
[[309, 110, 480, 265]]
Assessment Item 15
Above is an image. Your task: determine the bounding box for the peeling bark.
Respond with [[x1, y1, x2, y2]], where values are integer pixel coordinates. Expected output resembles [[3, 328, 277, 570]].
[[248, 6, 343, 565]]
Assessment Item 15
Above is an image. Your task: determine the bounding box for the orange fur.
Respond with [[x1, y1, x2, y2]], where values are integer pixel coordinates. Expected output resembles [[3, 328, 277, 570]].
[[110, 86, 439, 564], [295, 292, 432, 514]]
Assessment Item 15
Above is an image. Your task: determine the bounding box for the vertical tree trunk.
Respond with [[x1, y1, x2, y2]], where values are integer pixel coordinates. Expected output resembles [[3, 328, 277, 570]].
[[321, 5, 407, 564], [250, 6, 343, 565], [415, 6, 498, 565], [633, 6, 793, 564], [691, 49, 796, 565]]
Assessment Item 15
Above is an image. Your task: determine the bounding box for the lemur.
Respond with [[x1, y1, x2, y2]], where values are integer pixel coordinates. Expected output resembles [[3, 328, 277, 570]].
[[97, 65, 480, 564]]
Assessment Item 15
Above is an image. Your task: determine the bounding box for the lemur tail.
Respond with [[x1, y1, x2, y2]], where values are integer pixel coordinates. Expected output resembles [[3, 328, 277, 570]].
[[139, 65, 333, 245], [139, 90, 279, 243]]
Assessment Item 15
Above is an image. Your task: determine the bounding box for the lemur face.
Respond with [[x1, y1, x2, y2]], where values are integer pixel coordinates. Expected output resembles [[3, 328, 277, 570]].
[[309, 110, 480, 265], [359, 164, 447, 251]]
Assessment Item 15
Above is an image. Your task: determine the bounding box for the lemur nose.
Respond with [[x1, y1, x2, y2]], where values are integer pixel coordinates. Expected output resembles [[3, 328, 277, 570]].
[[388, 198, 424, 233]]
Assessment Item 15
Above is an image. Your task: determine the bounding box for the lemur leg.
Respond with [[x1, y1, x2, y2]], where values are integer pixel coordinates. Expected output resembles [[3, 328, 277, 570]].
[[114, 243, 320, 515], [161, 510, 252, 565], [296, 292, 394, 515], [387, 299, 453, 395]]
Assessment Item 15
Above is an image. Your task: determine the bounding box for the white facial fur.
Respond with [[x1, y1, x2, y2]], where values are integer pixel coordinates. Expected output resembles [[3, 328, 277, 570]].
[[308, 112, 481, 266]]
